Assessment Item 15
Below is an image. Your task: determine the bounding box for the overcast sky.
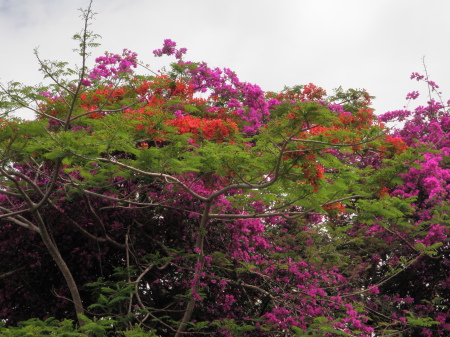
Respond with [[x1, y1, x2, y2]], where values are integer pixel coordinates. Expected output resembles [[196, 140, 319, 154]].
[[1, 0, 449, 119]]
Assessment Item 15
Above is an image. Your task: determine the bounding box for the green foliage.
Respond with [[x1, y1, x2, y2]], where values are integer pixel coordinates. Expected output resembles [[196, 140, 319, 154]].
[[291, 318, 352, 336], [86, 267, 136, 316], [3, 3, 448, 337], [211, 318, 257, 337], [405, 311, 440, 328], [329, 86, 373, 113], [0, 317, 158, 337]]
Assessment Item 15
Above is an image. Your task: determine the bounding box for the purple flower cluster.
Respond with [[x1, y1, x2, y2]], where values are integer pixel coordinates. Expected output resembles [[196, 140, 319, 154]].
[[39, 91, 52, 98], [151, 39, 273, 134], [410, 72, 425, 81], [410, 72, 440, 91], [153, 39, 187, 60], [379, 109, 412, 123], [327, 103, 344, 114], [188, 63, 270, 134], [406, 90, 420, 100], [82, 49, 138, 86]]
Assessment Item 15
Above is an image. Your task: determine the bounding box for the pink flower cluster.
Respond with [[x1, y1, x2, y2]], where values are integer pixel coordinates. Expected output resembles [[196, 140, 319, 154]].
[[406, 90, 420, 100], [152, 39, 187, 59], [371, 72, 450, 335], [151, 39, 271, 134], [82, 49, 138, 86], [187, 64, 270, 134]]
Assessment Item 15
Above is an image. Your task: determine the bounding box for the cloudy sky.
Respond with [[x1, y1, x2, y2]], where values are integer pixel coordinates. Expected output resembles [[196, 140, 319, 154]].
[[1, 0, 449, 119]]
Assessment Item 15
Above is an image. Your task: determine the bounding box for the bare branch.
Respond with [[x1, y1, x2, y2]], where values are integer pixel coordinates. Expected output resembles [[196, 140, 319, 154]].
[[97, 157, 209, 202], [0, 267, 26, 280]]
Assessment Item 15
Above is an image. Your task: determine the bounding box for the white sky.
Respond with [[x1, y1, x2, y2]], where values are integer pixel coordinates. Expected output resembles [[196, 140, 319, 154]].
[[1, 0, 450, 119]]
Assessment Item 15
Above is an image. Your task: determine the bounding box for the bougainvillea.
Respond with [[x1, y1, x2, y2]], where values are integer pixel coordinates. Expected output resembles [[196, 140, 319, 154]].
[[1, 4, 449, 337], [366, 73, 450, 336]]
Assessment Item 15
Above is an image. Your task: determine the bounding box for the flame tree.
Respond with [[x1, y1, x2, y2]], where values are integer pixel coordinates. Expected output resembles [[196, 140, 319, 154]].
[[2, 4, 444, 337]]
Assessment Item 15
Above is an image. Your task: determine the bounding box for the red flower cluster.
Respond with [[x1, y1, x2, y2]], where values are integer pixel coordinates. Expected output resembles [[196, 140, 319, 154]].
[[167, 116, 238, 141]]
